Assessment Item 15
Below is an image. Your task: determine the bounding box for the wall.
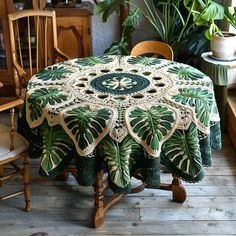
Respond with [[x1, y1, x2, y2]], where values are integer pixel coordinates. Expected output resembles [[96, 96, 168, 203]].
[[88, 0, 120, 56], [91, 13, 120, 55]]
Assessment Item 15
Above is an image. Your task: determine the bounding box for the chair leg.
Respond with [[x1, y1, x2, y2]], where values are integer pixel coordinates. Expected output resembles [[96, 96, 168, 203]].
[[0, 165, 3, 187], [92, 169, 105, 228], [23, 155, 30, 212]]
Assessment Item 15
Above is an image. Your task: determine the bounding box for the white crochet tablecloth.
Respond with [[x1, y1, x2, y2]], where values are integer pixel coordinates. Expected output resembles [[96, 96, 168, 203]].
[[23, 55, 221, 192]]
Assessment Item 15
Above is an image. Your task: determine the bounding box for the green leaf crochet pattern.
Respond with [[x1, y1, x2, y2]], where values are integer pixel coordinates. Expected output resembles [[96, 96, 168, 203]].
[[28, 88, 68, 121], [128, 105, 175, 154], [127, 56, 161, 66], [161, 123, 203, 180], [75, 56, 113, 66], [171, 88, 213, 126], [36, 65, 74, 81], [167, 65, 205, 80], [61, 106, 113, 155], [41, 124, 73, 175], [98, 135, 141, 188]]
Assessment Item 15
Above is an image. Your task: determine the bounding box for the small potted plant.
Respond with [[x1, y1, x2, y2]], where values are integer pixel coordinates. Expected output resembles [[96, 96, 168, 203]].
[[187, 1, 236, 61], [208, 7, 236, 60]]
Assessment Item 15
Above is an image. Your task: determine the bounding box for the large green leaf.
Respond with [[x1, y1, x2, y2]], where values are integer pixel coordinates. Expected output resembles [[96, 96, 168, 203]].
[[98, 135, 141, 188], [127, 56, 162, 66], [161, 123, 203, 179], [225, 7, 236, 29], [41, 124, 73, 175], [75, 56, 113, 66], [28, 88, 68, 121], [95, 0, 127, 22], [36, 65, 74, 81], [171, 88, 213, 126], [127, 105, 176, 155], [61, 106, 113, 155], [183, 0, 224, 26], [167, 65, 205, 80]]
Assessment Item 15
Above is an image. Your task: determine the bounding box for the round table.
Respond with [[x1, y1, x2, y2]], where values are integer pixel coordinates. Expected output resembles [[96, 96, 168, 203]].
[[21, 55, 221, 194]]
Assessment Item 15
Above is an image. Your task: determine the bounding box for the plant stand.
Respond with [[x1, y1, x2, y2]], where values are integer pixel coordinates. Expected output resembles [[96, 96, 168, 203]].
[[201, 52, 236, 132]]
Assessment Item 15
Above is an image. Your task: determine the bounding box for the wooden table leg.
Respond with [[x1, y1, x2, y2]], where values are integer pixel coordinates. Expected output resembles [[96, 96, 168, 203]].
[[171, 175, 187, 203], [56, 170, 69, 181], [159, 175, 187, 203]]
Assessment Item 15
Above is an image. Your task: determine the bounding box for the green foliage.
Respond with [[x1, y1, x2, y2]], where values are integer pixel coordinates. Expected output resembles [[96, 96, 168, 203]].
[[225, 7, 236, 29], [95, 0, 127, 22], [104, 9, 140, 55]]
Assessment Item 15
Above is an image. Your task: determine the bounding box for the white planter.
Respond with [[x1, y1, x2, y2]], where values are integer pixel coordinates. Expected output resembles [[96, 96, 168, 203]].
[[210, 32, 236, 60]]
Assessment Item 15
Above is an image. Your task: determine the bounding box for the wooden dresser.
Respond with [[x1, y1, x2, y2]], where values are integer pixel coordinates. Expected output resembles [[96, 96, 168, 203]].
[[47, 3, 93, 59]]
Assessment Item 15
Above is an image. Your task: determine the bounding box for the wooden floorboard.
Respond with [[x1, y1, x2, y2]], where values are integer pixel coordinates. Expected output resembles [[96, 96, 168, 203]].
[[1, 113, 236, 235]]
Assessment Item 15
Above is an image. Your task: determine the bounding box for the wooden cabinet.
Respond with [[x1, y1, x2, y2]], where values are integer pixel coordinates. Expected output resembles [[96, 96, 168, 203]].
[[0, 1, 92, 97], [53, 6, 92, 58]]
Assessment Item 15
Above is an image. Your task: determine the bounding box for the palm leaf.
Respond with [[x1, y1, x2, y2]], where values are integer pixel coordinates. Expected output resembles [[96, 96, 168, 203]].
[[28, 88, 68, 121], [167, 65, 205, 80], [36, 65, 74, 81], [127, 56, 161, 66], [171, 88, 213, 126], [127, 105, 176, 155], [41, 124, 73, 175], [61, 106, 114, 155], [161, 123, 203, 179], [98, 135, 141, 188], [75, 56, 113, 66]]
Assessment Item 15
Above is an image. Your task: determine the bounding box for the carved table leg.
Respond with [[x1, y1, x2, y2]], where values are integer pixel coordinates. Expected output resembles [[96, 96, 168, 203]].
[[171, 175, 187, 203], [92, 169, 105, 228], [159, 175, 187, 203], [56, 170, 69, 181]]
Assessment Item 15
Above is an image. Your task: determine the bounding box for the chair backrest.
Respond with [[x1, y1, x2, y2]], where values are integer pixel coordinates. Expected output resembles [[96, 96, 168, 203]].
[[8, 10, 68, 97], [130, 40, 174, 60]]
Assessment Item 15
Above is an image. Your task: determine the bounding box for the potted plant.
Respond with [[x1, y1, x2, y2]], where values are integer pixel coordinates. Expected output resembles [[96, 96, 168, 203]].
[[95, 0, 210, 63], [186, 1, 236, 60], [209, 7, 236, 60]]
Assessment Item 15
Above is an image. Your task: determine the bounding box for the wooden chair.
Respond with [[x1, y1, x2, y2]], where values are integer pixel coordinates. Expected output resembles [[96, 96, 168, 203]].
[[130, 40, 174, 60], [0, 97, 30, 211], [8, 9, 69, 97]]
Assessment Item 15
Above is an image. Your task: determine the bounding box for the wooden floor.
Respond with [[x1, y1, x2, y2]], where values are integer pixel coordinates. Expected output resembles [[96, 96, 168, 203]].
[[1, 114, 236, 235]]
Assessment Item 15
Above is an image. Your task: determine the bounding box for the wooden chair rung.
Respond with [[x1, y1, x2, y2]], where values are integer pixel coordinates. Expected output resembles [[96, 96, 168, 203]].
[[0, 190, 24, 201]]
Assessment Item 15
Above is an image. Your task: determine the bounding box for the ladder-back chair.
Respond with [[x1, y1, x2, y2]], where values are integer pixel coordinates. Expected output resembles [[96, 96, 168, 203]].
[[130, 40, 174, 60], [8, 10, 69, 97], [0, 95, 30, 211]]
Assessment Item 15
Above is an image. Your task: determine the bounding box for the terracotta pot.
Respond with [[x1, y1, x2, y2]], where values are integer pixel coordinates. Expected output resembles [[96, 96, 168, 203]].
[[210, 32, 236, 60]]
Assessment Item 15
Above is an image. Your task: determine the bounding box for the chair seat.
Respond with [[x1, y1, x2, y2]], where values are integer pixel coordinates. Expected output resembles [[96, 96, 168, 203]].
[[0, 124, 28, 163]]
